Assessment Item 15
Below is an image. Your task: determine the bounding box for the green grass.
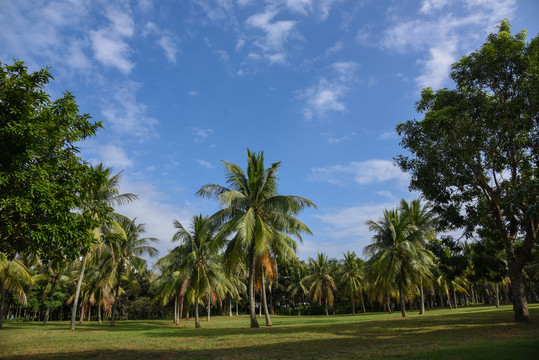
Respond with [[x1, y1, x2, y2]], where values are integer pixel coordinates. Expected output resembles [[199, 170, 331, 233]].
[[1, 304, 538, 359]]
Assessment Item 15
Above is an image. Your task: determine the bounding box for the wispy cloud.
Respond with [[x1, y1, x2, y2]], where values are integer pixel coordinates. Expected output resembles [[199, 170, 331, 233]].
[[310, 159, 409, 186], [300, 61, 358, 120], [192, 127, 214, 143], [82, 141, 134, 170], [196, 159, 215, 169], [101, 81, 159, 140]]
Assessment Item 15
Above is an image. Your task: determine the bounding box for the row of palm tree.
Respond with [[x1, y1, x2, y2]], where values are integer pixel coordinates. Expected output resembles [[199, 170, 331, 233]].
[[2, 150, 538, 329]]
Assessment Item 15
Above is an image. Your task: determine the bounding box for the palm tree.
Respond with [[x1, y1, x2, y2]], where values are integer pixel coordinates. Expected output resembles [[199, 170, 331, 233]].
[[0, 254, 32, 329], [32, 258, 71, 324], [399, 199, 437, 314], [339, 251, 365, 314], [287, 261, 309, 315], [365, 208, 433, 317], [197, 149, 316, 328], [172, 215, 229, 328], [70, 164, 138, 330], [304, 253, 337, 316], [107, 215, 158, 326]]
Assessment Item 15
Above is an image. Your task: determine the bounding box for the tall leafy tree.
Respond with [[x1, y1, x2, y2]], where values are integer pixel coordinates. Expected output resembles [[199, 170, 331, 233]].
[[197, 149, 316, 328], [396, 21, 538, 321], [0, 60, 102, 260]]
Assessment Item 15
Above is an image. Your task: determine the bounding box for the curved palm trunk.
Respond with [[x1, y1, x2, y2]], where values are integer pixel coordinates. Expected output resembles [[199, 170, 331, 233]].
[[399, 272, 406, 318], [43, 276, 58, 324], [261, 272, 272, 326], [70, 254, 88, 330], [361, 294, 366, 313], [179, 293, 184, 322], [194, 299, 200, 328], [98, 288, 102, 324], [419, 281, 425, 315], [248, 245, 259, 328], [453, 288, 458, 309]]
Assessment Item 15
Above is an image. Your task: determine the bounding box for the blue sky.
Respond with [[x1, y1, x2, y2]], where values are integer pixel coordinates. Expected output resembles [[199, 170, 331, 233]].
[[2, 0, 538, 262]]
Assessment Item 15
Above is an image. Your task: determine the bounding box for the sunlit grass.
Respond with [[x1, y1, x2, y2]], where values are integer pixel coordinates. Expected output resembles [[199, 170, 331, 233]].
[[1, 304, 538, 359]]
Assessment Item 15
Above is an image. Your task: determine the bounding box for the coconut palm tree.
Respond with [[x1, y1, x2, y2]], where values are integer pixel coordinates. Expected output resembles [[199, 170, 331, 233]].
[[32, 258, 71, 324], [172, 214, 229, 328], [399, 199, 437, 314], [70, 164, 138, 330], [339, 251, 365, 314], [287, 261, 309, 315], [107, 215, 158, 326], [304, 253, 337, 316], [0, 254, 32, 329], [197, 149, 316, 328], [365, 208, 433, 317]]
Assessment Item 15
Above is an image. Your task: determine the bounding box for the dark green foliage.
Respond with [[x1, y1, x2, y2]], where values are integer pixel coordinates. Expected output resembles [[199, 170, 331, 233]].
[[0, 60, 102, 260], [396, 20, 538, 321]]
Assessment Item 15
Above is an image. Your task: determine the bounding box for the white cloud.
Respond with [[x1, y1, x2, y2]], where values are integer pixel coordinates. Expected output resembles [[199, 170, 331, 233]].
[[310, 159, 409, 186], [246, 9, 297, 63], [82, 142, 134, 170], [158, 35, 179, 63], [311, 202, 400, 256], [101, 81, 158, 140], [187, 90, 199, 96], [379, 0, 516, 89], [90, 29, 134, 74], [300, 61, 358, 120], [192, 127, 214, 143], [378, 130, 398, 140]]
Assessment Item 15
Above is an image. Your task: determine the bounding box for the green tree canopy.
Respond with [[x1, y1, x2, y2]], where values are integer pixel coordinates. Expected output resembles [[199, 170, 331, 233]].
[[395, 20, 538, 322], [0, 60, 102, 260]]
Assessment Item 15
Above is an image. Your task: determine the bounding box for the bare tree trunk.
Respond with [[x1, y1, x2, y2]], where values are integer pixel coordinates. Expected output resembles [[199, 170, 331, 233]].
[[325, 297, 329, 316], [453, 288, 458, 309], [110, 280, 121, 326], [179, 293, 184, 322], [236, 300, 239, 316], [261, 272, 272, 326], [70, 254, 87, 330]]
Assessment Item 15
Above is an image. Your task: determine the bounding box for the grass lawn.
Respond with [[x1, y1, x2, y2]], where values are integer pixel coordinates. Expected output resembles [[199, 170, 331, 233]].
[[1, 304, 538, 359]]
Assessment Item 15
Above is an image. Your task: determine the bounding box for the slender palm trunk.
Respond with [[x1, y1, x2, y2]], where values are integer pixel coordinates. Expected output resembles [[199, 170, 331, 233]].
[[70, 254, 88, 330], [496, 283, 500, 308], [98, 289, 102, 324], [43, 276, 58, 324], [351, 293, 355, 314], [261, 272, 272, 326], [399, 272, 406, 318], [207, 295, 211, 322], [0, 286, 6, 329], [419, 281, 425, 315], [248, 245, 259, 328], [194, 299, 200, 328], [453, 288, 458, 309], [174, 294, 178, 324], [447, 291, 453, 309], [325, 297, 329, 316], [179, 293, 184, 321], [110, 265, 122, 327]]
